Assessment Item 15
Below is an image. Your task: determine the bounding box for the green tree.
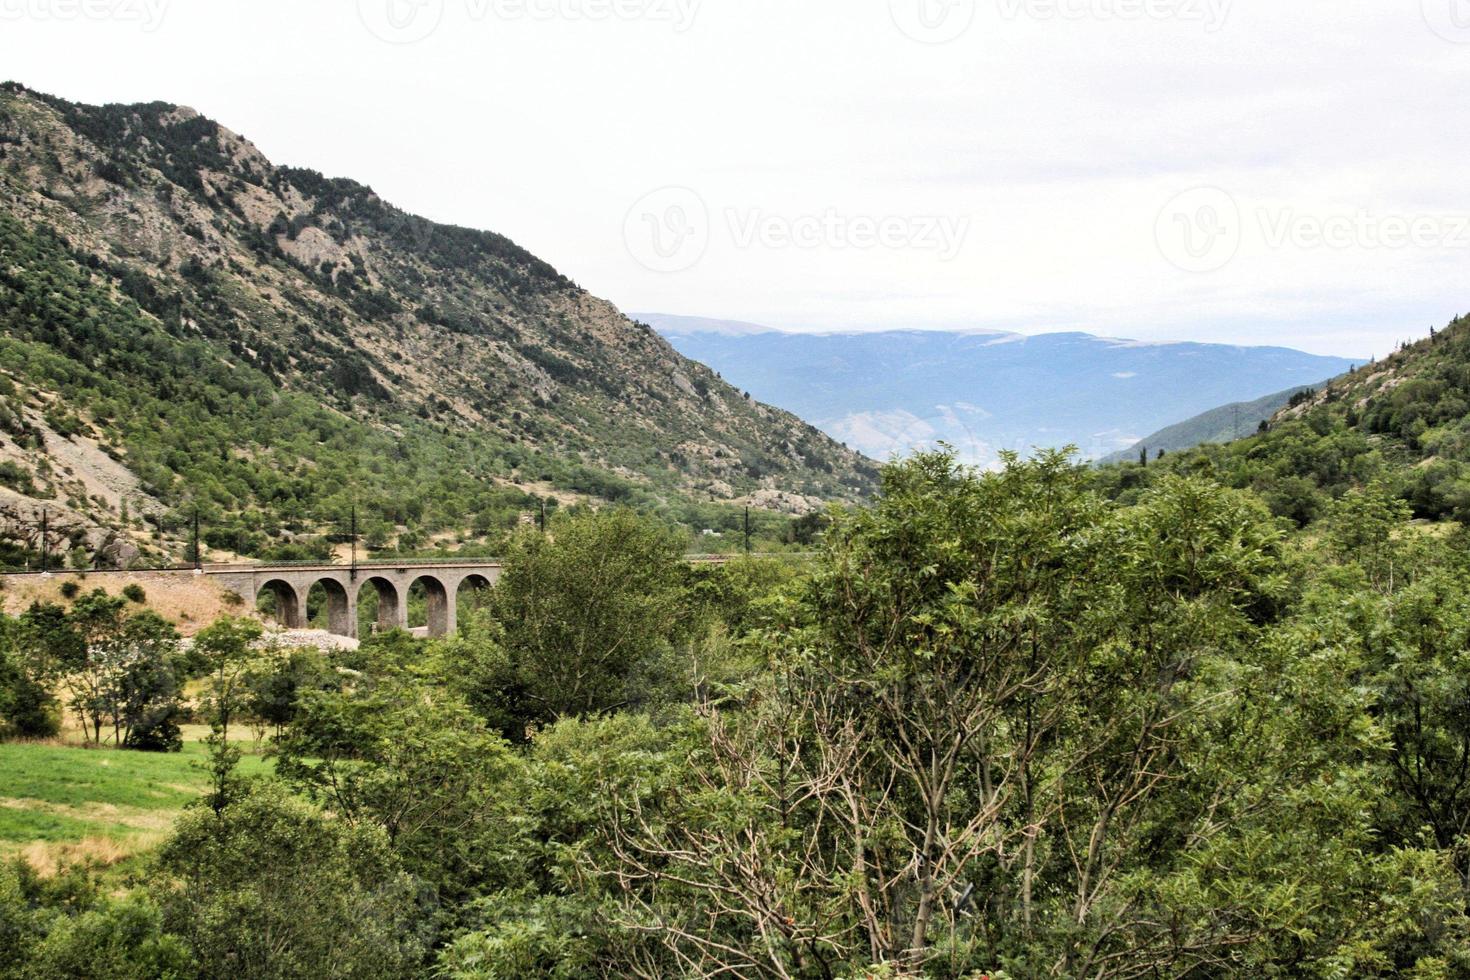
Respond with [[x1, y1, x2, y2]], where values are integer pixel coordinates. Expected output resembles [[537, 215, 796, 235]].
[[0, 613, 61, 739], [470, 510, 685, 738], [114, 632, 186, 752], [0, 859, 191, 980], [243, 647, 336, 741], [595, 452, 1468, 978], [191, 617, 264, 741], [24, 895, 191, 980], [47, 592, 183, 749], [275, 674, 514, 912], [436, 713, 690, 979], [155, 781, 424, 979]]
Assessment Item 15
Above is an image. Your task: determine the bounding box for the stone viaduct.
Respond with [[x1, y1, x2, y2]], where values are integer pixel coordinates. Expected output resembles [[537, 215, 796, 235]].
[[204, 560, 503, 640], [202, 554, 752, 640]]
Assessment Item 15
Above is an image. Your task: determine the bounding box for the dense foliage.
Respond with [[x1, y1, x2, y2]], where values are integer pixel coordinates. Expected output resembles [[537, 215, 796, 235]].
[[4, 457, 1470, 978]]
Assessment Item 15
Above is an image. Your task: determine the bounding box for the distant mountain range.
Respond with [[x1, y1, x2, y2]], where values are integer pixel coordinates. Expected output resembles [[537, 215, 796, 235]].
[[640, 314, 1360, 468]]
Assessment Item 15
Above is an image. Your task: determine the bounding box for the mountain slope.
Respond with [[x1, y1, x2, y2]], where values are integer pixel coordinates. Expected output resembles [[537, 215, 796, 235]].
[[1099, 384, 1323, 464], [1093, 315, 1470, 525], [641, 313, 1358, 467], [0, 85, 875, 565]]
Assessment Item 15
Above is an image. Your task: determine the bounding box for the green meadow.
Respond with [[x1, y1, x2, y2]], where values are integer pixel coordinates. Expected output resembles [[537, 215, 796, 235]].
[[0, 729, 271, 864]]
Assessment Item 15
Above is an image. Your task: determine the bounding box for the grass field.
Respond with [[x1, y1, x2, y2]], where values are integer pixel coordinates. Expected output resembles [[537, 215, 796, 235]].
[[0, 726, 271, 872]]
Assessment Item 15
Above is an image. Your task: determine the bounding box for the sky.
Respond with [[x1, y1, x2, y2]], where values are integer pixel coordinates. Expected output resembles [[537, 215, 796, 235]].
[[0, 0, 1466, 358]]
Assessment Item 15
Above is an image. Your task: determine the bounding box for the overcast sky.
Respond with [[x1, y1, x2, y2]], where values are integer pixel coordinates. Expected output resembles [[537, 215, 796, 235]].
[[1, 0, 1466, 357]]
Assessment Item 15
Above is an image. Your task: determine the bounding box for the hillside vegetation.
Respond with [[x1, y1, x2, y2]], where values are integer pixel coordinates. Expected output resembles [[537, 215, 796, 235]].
[[1100, 383, 1321, 464], [1096, 314, 1470, 524], [0, 84, 875, 567]]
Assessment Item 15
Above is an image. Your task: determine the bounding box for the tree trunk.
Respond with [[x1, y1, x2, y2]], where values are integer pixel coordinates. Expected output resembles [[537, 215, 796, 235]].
[[908, 810, 939, 964]]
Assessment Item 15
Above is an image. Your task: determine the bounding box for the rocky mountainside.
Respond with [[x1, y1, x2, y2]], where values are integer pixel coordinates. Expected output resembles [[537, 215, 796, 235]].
[[0, 85, 875, 566]]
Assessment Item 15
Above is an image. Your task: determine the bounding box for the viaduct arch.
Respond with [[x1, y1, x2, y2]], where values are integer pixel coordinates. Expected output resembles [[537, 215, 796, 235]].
[[207, 562, 502, 640]]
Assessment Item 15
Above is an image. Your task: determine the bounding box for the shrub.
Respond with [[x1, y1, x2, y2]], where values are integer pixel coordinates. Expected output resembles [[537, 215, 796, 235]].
[[156, 782, 426, 977], [122, 583, 146, 604], [0, 650, 60, 740]]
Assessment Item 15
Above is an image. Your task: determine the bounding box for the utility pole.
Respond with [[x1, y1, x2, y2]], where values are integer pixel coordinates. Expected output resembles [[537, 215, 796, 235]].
[[193, 510, 202, 571], [743, 506, 752, 555], [350, 505, 358, 582], [39, 508, 48, 574], [1233, 405, 1241, 441], [539, 499, 547, 534]]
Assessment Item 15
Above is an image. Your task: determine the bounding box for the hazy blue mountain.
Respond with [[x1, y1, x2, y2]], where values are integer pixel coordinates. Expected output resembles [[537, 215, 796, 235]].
[[638, 314, 1359, 467], [1099, 385, 1321, 465]]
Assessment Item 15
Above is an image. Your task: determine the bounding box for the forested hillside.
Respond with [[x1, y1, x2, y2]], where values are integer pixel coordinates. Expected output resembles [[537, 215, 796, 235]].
[[1099, 383, 1321, 464], [0, 84, 875, 567], [1096, 314, 1470, 524]]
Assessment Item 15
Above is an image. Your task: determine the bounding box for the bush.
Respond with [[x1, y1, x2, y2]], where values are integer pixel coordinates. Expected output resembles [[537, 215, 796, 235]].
[[121, 583, 146, 604], [156, 782, 426, 978], [58, 580, 80, 600], [0, 860, 190, 979], [0, 648, 60, 740], [26, 894, 191, 980]]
